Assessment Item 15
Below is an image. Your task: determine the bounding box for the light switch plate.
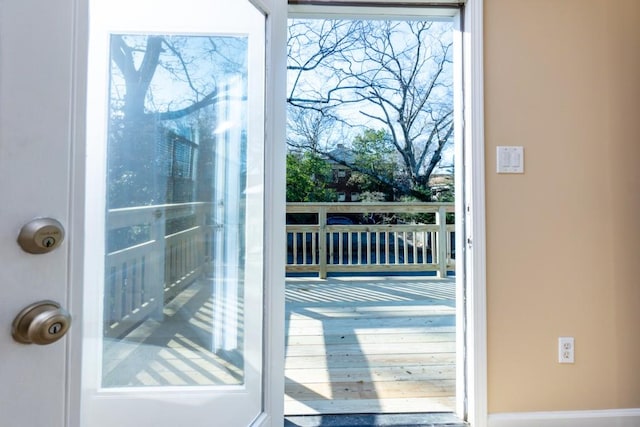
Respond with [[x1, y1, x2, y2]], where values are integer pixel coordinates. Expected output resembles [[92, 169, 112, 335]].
[[497, 146, 524, 173]]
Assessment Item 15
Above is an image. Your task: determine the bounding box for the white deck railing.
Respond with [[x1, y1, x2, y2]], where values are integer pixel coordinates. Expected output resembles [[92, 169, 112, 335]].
[[105, 202, 212, 337], [103, 201, 454, 337], [287, 202, 455, 279]]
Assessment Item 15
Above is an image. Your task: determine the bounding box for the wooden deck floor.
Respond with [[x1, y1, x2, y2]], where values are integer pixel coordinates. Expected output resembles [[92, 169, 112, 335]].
[[101, 275, 457, 416], [285, 276, 457, 415]]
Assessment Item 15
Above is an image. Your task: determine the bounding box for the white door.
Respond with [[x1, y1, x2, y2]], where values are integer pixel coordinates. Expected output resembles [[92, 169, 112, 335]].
[[0, 0, 286, 426]]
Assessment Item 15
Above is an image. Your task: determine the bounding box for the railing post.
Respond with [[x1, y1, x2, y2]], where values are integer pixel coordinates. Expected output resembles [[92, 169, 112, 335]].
[[150, 208, 166, 319], [436, 206, 448, 279], [195, 203, 207, 278], [318, 206, 327, 279]]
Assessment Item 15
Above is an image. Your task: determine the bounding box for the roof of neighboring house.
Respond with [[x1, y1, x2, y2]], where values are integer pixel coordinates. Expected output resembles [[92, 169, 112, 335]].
[[327, 144, 355, 165]]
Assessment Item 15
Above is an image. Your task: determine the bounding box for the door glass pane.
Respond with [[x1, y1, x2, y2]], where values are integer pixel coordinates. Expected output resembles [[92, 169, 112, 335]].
[[102, 33, 252, 388]]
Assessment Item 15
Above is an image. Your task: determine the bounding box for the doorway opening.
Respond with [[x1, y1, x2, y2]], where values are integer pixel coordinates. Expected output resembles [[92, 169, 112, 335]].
[[284, 5, 465, 423]]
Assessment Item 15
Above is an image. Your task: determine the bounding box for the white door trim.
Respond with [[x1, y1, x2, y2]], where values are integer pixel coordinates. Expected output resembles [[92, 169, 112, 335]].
[[284, 2, 487, 425], [257, 0, 288, 424], [68, 0, 89, 424], [488, 409, 640, 427], [462, 1, 488, 426]]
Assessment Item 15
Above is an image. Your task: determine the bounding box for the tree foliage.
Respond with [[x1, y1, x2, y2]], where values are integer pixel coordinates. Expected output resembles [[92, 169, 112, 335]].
[[286, 152, 336, 202], [348, 129, 397, 198]]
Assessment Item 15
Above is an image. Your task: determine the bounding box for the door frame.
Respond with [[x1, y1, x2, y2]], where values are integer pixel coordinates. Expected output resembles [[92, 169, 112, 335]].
[[460, 1, 488, 427], [59, 0, 485, 425], [284, 1, 487, 426], [255, 0, 288, 425]]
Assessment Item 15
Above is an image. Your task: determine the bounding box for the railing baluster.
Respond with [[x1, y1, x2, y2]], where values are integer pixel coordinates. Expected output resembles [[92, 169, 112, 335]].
[[107, 266, 116, 327], [115, 263, 125, 322], [423, 231, 428, 265], [437, 206, 448, 278], [132, 258, 142, 311], [182, 237, 187, 278], [125, 261, 135, 314], [312, 231, 317, 266], [318, 206, 327, 279], [366, 229, 371, 266], [392, 231, 397, 265], [403, 231, 409, 265], [303, 232, 309, 266], [430, 231, 435, 266], [152, 207, 165, 319], [293, 231, 298, 265], [385, 230, 390, 265]]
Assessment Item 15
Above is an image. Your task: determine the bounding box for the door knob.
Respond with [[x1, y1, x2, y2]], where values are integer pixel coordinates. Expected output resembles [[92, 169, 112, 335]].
[[12, 300, 71, 345]]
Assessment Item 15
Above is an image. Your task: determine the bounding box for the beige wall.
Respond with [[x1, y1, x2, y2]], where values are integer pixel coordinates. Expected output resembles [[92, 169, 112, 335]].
[[485, 0, 640, 413]]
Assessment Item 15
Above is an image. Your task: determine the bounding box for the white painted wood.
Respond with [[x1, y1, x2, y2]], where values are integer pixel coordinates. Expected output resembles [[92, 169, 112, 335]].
[[260, 0, 288, 424], [462, 1, 488, 426], [0, 0, 81, 426], [452, 7, 466, 420], [489, 409, 640, 427], [289, 4, 463, 20], [290, 0, 466, 4], [285, 397, 457, 415]]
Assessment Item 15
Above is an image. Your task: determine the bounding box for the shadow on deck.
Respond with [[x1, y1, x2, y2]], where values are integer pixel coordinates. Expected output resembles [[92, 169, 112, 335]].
[[285, 276, 457, 416], [102, 278, 244, 387]]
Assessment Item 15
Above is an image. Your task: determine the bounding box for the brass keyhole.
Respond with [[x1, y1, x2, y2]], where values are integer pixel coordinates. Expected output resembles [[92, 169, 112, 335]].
[[48, 322, 63, 334]]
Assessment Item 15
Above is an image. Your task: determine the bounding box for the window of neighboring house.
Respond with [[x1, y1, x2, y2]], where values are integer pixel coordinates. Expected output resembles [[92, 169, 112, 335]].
[[351, 192, 360, 201], [337, 192, 346, 201]]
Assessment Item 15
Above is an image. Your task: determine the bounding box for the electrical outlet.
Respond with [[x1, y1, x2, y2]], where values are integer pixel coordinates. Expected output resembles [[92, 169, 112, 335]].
[[558, 337, 574, 363]]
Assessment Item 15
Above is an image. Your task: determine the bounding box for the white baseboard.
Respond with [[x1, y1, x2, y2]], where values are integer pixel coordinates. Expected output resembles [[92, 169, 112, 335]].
[[488, 408, 640, 427]]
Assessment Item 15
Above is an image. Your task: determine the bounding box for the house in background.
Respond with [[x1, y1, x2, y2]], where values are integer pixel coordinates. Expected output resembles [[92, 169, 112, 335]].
[[325, 144, 454, 202], [326, 143, 361, 202]]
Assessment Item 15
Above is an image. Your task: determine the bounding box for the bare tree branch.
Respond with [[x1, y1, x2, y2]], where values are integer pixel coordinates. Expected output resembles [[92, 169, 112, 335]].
[[287, 18, 454, 201]]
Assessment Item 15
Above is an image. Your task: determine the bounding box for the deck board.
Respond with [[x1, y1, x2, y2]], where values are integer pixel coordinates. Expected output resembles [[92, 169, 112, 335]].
[[284, 276, 457, 415]]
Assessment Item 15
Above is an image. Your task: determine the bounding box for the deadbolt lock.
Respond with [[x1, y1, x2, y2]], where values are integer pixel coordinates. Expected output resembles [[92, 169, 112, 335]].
[[17, 218, 65, 254], [12, 300, 72, 345]]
